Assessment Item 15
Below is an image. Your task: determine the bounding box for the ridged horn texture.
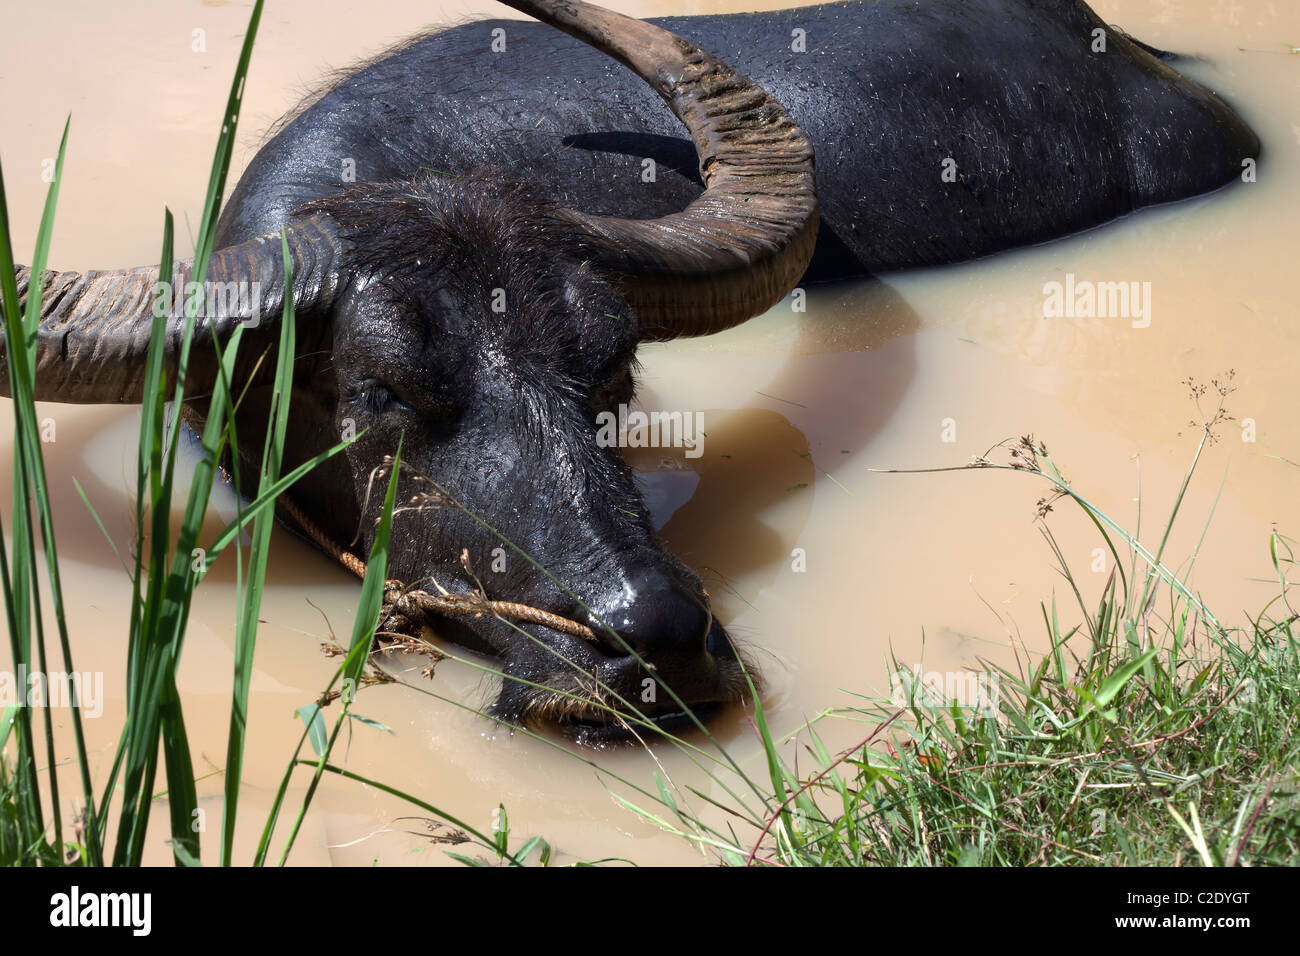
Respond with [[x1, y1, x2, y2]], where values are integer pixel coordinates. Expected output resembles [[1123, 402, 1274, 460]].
[[502, 0, 820, 339], [1, 216, 342, 402]]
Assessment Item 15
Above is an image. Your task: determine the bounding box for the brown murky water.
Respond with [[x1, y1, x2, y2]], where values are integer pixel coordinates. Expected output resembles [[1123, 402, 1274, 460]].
[[1, 0, 1297, 865]]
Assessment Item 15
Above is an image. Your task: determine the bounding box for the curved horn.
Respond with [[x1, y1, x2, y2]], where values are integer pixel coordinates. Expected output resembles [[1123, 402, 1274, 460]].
[[503, 0, 819, 339], [1, 215, 343, 403]]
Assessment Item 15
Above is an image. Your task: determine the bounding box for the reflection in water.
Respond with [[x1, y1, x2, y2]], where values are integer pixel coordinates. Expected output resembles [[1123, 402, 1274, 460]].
[[0, 0, 1297, 865]]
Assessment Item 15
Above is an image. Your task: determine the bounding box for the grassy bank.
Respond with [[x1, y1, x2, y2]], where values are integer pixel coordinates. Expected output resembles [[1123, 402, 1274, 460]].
[[712, 547, 1299, 866], [605, 396, 1300, 866]]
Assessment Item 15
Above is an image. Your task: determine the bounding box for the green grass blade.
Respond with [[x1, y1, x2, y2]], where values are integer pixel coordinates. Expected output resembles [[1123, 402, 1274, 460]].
[[271, 441, 404, 865], [220, 230, 296, 866], [113, 0, 266, 867], [0, 122, 102, 864]]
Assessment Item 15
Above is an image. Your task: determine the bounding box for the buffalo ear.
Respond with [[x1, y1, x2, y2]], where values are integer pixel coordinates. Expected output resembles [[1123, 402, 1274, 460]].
[[1, 215, 345, 404]]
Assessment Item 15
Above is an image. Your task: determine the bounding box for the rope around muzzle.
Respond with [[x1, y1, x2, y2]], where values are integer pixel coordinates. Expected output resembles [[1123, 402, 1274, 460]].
[[275, 492, 599, 643]]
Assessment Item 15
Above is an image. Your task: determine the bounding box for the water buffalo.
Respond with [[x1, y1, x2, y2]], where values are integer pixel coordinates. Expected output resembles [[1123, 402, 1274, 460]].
[[2, 0, 1257, 744]]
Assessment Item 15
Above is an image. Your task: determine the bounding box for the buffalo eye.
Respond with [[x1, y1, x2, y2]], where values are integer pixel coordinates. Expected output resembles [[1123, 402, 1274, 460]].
[[347, 378, 460, 428], [589, 359, 638, 414], [347, 378, 413, 414]]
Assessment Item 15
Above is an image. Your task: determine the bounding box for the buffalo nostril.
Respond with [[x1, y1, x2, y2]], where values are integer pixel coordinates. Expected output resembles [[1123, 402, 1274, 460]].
[[704, 618, 734, 660], [586, 571, 712, 660]]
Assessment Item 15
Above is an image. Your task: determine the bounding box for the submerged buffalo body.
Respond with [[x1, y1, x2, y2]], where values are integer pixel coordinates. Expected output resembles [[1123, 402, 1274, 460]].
[[3, 0, 1257, 743], [222, 0, 1259, 278]]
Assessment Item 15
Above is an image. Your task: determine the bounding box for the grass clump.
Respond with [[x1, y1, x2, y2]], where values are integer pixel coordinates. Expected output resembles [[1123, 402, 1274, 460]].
[[667, 377, 1298, 866], [737, 570, 1298, 866]]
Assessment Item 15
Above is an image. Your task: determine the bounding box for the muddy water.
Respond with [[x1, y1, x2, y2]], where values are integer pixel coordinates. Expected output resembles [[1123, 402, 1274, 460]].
[[1, 0, 1296, 865]]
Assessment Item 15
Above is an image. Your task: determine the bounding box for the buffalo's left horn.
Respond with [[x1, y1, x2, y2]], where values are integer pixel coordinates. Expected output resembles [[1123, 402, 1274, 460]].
[[0, 216, 343, 403], [502, 0, 819, 340]]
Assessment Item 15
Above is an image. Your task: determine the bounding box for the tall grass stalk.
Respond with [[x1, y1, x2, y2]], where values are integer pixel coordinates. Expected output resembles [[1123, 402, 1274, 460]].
[[0, 0, 405, 867]]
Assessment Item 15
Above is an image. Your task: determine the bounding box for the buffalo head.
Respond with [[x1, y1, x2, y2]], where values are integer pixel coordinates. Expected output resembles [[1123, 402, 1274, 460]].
[[1, 0, 818, 745]]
